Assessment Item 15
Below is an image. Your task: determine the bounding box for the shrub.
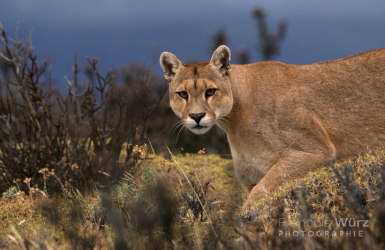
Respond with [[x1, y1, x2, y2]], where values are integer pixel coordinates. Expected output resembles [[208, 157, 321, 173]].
[[0, 24, 166, 194]]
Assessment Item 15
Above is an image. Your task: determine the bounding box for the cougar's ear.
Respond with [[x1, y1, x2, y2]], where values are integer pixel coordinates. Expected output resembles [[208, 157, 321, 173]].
[[210, 45, 231, 77], [160, 52, 182, 82]]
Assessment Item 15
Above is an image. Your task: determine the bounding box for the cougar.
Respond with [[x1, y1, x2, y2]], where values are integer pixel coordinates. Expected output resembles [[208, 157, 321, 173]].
[[160, 45, 385, 212]]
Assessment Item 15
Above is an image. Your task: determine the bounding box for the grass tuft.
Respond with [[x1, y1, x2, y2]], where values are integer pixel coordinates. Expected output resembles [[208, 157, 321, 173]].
[[1, 148, 385, 249]]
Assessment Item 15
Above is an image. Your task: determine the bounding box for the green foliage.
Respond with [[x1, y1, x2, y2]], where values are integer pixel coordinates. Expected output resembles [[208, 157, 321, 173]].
[[2, 186, 17, 199]]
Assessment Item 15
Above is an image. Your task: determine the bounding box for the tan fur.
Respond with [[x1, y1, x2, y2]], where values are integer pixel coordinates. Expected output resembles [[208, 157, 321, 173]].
[[160, 45, 385, 212]]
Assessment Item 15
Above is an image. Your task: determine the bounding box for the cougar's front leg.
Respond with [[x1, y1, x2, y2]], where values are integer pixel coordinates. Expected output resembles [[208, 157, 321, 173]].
[[241, 149, 335, 212], [241, 112, 337, 214]]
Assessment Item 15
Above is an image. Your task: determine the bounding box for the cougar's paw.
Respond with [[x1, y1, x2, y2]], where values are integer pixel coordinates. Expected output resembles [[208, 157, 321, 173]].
[[240, 201, 258, 221]]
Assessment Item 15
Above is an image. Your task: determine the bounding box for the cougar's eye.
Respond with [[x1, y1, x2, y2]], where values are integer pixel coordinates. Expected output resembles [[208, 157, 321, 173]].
[[205, 88, 216, 97], [177, 91, 188, 99]]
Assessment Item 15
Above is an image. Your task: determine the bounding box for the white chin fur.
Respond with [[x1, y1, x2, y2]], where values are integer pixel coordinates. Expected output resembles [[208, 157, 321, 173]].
[[185, 116, 213, 135], [188, 126, 211, 135]]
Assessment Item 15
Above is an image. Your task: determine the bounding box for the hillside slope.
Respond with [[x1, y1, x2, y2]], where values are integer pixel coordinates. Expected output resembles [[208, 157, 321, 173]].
[[1, 149, 385, 249]]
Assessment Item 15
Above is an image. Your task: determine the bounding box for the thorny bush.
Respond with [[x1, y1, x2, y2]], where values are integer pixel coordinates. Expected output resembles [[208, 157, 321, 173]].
[[0, 24, 167, 194]]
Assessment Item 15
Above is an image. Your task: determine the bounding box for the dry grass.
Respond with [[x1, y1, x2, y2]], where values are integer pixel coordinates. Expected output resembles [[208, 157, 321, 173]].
[[1, 147, 385, 249]]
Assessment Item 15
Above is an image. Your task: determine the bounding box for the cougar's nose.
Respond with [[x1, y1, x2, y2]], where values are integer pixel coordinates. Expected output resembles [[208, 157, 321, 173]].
[[189, 112, 206, 124]]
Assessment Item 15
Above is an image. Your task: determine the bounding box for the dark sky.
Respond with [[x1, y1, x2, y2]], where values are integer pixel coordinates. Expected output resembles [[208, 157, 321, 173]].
[[1, 0, 384, 86]]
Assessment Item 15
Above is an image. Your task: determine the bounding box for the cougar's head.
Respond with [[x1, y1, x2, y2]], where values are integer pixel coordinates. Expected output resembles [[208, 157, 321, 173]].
[[160, 45, 233, 135]]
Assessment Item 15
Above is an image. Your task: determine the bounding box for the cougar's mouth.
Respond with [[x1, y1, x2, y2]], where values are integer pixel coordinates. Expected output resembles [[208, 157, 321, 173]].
[[184, 116, 213, 135], [193, 125, 207, 129], [189, 125, 211, 135]]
